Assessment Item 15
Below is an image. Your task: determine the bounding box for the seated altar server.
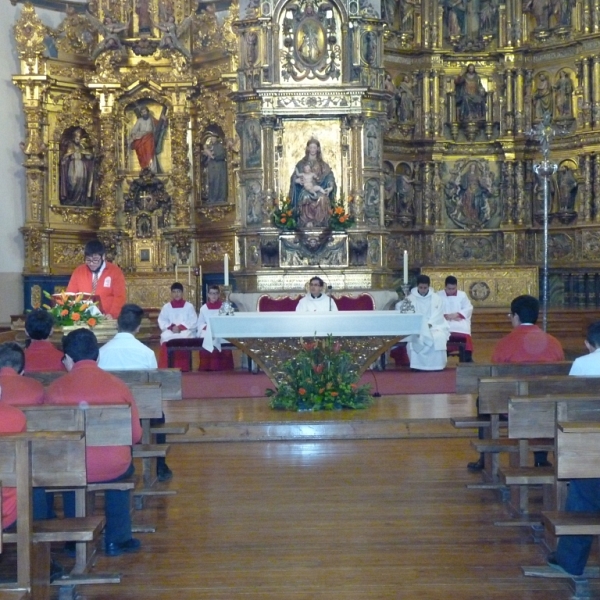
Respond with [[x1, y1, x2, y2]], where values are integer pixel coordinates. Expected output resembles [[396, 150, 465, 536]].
[[23, 308, 65, 373], [196, 285, 234, 371], [295, 276, 338, 312], [437, 275, 474, 362], [0, 342, 45, 405], [157, 282, 198, 371], [398, 274, 450, 371]]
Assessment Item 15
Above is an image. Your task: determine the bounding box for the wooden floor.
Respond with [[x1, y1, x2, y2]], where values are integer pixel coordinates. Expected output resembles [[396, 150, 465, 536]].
[[56, 389, 595, 600]]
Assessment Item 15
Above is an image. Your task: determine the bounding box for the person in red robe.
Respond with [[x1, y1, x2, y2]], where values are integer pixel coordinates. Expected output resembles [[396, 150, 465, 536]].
[[45, 328, 143, 556], [23, 309, 65, 373], [468, 294, 565, 471], [66, 239, 127, 319], [0, 342, 45, 405], [197, 285, 234, 371]]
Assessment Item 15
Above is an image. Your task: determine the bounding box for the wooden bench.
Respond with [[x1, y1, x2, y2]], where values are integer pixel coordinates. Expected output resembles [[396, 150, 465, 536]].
[[0, 431, 113, 600], [523, 418, 600, 595]]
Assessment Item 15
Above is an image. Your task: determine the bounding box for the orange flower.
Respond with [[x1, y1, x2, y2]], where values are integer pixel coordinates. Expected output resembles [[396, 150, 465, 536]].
[[351, 383, 357, 390], [335, 206, 343, 215], [286, 210, 293, 216], [339, 216, 346, 223], [55, 298, 64, 306], [280, 217, 287, 223], [61, 309, 69, 316], [298, 388, 306, 396], [87, 318, 97, 327], [71, 312, 81, 321], [330, 391, 339, 397]]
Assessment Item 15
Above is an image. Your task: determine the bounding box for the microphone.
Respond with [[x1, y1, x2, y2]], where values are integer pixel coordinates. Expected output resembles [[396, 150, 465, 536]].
[[317, 264, 333, 311]]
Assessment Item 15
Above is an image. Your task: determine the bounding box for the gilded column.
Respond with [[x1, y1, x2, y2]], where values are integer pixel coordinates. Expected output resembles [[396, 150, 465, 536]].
[[594, 154, 600, 222], [594, 0, 600, 32], [583, 153, 592, 222], [422, 71, 431, 137], [505, 69, 514, 135], [260, 116, 277, 195], [423, 162, 433, 226], [349, 116, 364, 217], [515, 161, 525, 225], [431, 70, 441, 136], [582, 57, 592, 130], [170, 113, 193, 227], [593, 56, 600, 126], [96, 100, 118, 229], [515, 69, 525, 134]]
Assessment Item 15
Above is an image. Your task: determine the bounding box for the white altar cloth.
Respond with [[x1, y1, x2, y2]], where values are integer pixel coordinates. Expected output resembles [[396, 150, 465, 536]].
[[202, 311, 422, 352]]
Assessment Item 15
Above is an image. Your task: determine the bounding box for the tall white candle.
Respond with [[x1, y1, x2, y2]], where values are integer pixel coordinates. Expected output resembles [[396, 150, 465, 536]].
[[224, 254, 229, 286], [175, 264, 178, 282], [188, 265, 191, 287], [403, 251, 408, 285]]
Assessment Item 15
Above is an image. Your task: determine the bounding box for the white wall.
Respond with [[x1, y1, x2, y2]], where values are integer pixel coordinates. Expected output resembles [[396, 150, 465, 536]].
[[0, 4, 62, 325]]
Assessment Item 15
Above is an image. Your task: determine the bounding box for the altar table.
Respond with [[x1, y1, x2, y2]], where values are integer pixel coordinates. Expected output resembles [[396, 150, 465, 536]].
[[202, 311, 422, 386]]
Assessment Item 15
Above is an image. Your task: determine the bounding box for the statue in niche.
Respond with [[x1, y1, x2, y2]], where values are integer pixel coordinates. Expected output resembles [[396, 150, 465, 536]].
[[533, 73, 553, 121], [479, 0, 499, 34], [554, 71, 574, 118], [129, 103, 168, 173], [363, 31, 377, 66], [289, 138, 336, 229], [553, 0, 573, 26], [364, 178, 380, 225], [59, 127, 95, 207], [524, 0, 551, 29], [156, 15, 193, 58], [455, 65, 487, 122], [202, 135, 228, 204], [397, 75, 415, 122], [383, 162, 395, 215], [364, 122, 380, 165], [445, 162, 495, 229], [557, 165, 578, 213], [382, 0, 397, 27], [399, 0, 416, 32], [396, 164, 416, 223], [246, 181, 264, 225], [245, 31, 259, 66], [533, 170, 558, 220], [445, 0, 466, 37], [135, 0, 152, 33], [384, 73, 397, 120], [85, 10, 129, 60], [245, 120, 261, 168], [297, 18, 324, 64]]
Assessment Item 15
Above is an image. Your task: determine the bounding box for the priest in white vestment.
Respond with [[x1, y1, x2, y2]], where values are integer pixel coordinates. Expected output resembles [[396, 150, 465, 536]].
[[437, 275, 474, 362], [295, 276, 338, 312], [397, 274, 450, 371]]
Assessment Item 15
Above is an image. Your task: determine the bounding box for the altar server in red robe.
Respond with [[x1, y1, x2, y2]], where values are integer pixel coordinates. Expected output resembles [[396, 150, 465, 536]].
[[196, 285, 234, 371], [0, 342, 45, 405], [23, 308, 65, 373]]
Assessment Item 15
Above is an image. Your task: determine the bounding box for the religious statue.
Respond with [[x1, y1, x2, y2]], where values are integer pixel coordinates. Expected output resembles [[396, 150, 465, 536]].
[[289, 138, 336, 229], [59, 127, 95, 207], [245, 31, 259, 66], [554, 71, 574, 118], [85, 10, 129, 60], [445, 0, 466, 37], [533, 72, 553, 121], [363, 31, 377, 66], [479, 0, 499, 34], [397, 75, 415, 122], [202, 135, 228, 204], [556, 165, 578, 213], [129, 104, 169, 173], [399, 0, 416, 32], [383, 73, 397, 121], [396, 166, 416, 222], [524, 0, 551, 29], [382, 0, 397, 27], [156, 15, 193, 58], [245, 120, 261, 168], [454, 65, 487, 122], [246, 180, 263, 224], [135, 0, 152, 34]]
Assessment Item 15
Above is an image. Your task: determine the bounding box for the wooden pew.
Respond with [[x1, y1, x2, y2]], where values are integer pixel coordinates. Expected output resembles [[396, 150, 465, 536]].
[[0, 432, 110, 600], [471, 375, 600, 483], [455, 361, 573, 395], [523, 415, 600, 595]]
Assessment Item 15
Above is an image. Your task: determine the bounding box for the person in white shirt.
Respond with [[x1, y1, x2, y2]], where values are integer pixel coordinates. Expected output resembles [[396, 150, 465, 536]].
[[569, 321, 600, 376], [295, 276, 338, 312], [437, 275, 474, 362], [158, 282, 198, 344], [98, 304, 172, 482], [397, 274, 450, 371]]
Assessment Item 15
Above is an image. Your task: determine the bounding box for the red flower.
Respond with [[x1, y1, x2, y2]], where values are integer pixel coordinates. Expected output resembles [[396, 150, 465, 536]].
[[302, 341, 316, 351], [330, 391, 339, 397], [87, 318, 97, 327], [71, 312, 81, 321], [313, 364, 324, 374], [298, 388, 306, 396]]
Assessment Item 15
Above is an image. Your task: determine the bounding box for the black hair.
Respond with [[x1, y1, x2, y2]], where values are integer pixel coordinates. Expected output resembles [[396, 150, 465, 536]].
[[586, 321, 600, 349], [416, 274, 431, 286], [0, 342, 25, 372], [25, 309, 55, 340], [84, 240, 105, 257], [510, 295, 539, 324], [309, 277, 324, 287], [207, 285, 220, 293], [117, 303, 144, 333], [171, 282, 184, 292], [62, 328, 99, 362], [445, 275, 458, 286]]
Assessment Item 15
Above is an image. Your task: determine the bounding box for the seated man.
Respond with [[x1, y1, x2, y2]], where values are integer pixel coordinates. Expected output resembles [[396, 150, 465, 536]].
[[468, 294, 565, 471], [66, 239, 127, 319], [437, 275, 474, 362], [99, 303, 172, 482], [23, 309, 65, 373], [45, 329, 143, 557], [0, 342, 45, 405], [547, 321, 600, 576], [158, 282, 198, 371], [196, 285, 234, 371], [397, 274, 449, 371], [296, 276, 338, 312]]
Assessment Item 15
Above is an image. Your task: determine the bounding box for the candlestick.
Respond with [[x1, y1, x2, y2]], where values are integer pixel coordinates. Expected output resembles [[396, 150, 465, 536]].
[[188, 265, 191, 287], [224, 254, 229, 287], [403, 251, 408, 285], [175, 264, 178, 282]]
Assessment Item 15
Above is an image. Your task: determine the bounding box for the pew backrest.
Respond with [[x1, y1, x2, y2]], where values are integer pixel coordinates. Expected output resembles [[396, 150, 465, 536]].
[[557, 420, 600, 479]]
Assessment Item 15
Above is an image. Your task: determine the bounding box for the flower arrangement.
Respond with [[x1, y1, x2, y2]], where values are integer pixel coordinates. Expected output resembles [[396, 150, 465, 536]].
[[267, 336, 373, 411], [271, 195, 297, 231], [42, 291, 101, 328], [328, 193, 355, 231]]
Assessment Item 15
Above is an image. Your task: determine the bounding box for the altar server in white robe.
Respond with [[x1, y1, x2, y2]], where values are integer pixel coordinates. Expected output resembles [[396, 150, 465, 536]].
[[398, 274, 450, 371], [437, 275, 474, 362], [158, 282, 198, 343], [296, 276, 338, 312]]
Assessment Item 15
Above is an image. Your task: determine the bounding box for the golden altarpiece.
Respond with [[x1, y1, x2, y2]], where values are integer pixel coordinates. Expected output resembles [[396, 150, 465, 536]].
[[11, 0, 600, 311]]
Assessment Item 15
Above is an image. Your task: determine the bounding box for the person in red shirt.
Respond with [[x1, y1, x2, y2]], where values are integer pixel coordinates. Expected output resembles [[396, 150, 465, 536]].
[[45, 328, 143, 556], [0, 342, 45, 405], [0, 383, 27, 530], [66, 240, 127, 319], [23, 309, 65, 373], [468, 294, 565, 471]]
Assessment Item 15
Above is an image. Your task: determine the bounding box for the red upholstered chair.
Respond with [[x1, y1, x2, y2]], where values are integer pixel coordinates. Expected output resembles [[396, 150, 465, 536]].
[[257, 295, 302, 312], [333, 293, 375, 311]]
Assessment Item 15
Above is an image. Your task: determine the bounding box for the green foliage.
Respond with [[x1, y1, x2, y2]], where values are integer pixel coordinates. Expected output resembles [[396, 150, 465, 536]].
[[42, 290, 102, 327], [271, 195, 297, 231], [328, 193, 356, 231], [267, 336, 373, 411]]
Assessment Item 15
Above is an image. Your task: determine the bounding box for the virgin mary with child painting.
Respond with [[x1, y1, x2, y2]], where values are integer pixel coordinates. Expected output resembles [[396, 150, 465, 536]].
[[289, 138, 337, 229]]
